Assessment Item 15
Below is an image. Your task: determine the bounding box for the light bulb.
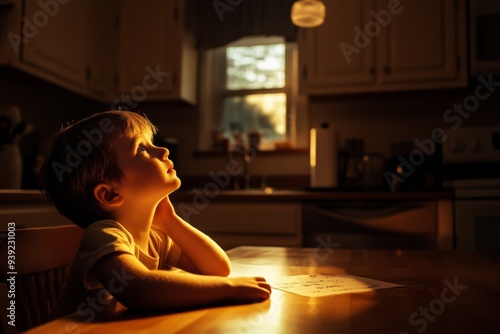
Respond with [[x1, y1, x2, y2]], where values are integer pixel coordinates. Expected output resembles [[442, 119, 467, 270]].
[[291, 0, 326, 28]]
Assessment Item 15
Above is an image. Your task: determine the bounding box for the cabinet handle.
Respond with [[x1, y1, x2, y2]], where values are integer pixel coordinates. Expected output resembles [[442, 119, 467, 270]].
[[384, 66, 391, 75], [369, 67, 375, 75], [303, 66, 308, 81]]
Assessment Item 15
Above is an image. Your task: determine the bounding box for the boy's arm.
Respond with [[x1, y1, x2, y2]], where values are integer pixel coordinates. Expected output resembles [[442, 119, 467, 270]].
[[153, 197, 231, 276], [91, 252, 271, 311]]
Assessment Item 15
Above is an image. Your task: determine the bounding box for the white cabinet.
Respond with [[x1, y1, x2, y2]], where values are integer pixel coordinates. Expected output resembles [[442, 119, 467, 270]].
[[299, 0, 376, 90], [175, 202, 302, 250], [1, 0, 118, 100], [0, 0, 196, 103], [21, 0, 88, 88], [375, 0, 462, 85], [299, 0, 467, 95], [117, 0, 196, 104], [86, 0, 119, 100]]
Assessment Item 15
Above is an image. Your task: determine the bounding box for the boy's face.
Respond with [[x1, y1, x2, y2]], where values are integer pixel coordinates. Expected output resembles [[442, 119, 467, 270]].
[[111, 131, 181, 201]]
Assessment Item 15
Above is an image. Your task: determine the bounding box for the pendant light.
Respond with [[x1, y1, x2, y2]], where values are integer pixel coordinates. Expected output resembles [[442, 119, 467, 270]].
[[291, 0, 326, 28]]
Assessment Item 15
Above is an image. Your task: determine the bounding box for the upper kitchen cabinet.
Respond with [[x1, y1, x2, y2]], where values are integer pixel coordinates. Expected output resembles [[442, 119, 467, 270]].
[[1, 0, 118, 100], [375, 0, 465, 85], [299, 0, 467, 95], [21, 0, 88, 88], [86, 0, 120, 100], [0, 0, 196, 104], [299, 0, 377, 90], [117, 0, 197, 104]]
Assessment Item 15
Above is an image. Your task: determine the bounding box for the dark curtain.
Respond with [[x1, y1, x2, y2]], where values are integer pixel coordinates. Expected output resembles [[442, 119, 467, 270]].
[[189, 0, 298, 49]]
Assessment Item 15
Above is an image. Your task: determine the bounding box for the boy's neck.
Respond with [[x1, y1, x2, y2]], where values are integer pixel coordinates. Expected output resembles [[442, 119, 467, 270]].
[[114, 200, 156, 255]]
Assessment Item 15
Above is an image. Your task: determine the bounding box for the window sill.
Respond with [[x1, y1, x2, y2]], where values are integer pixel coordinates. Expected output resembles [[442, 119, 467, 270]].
[[193, 148, 309, 158]]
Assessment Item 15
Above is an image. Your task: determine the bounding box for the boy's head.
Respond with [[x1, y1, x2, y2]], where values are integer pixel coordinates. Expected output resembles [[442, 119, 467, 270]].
[[40, 111, 159, 229]]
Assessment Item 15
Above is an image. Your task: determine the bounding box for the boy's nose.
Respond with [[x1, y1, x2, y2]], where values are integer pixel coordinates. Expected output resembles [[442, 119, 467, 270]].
[[160, 147, 169, 160]]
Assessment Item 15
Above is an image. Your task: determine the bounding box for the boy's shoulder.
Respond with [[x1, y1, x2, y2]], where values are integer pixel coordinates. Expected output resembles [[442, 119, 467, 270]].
[[85, 219, 130, 235], [80, 220, 135, 250], [82, 220, 170, 250]]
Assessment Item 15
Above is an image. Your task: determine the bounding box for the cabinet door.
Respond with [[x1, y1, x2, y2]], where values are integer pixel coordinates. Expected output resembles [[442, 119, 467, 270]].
[[22, 0, 88, 87], [176, 202, 303, 249], [376, 0, 461, 84], [118, 0, 175, 99], [299, 0, 376, 94], [86, 0, 119, 99]]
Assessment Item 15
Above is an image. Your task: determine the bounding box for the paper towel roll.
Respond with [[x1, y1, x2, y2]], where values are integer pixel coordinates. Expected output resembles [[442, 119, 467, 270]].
[[310, 124, 338, 188]]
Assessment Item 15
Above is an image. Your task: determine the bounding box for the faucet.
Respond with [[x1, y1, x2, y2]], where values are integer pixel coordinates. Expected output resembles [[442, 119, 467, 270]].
[[226, 146, 250, 190], [227, 138, 257, 190]]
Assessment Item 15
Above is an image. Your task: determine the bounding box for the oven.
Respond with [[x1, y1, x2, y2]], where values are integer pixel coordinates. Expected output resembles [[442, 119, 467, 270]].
[[452, 179, 500, 259], [442, 127, 500, 259]]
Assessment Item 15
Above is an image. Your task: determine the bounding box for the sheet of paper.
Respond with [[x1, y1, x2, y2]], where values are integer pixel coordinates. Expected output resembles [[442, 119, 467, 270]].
[[269, 274, 403, 297]]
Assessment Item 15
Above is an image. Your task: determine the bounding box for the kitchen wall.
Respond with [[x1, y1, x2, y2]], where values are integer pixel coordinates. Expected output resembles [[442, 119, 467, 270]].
[[0, 67, 104, 155], [310, 83, 500, 157], [0, 68, 107, 188], [2, 67, 500, 189]]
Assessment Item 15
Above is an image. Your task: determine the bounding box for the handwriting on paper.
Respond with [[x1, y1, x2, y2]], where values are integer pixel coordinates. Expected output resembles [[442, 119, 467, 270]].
[[269, 274, 403, 297]]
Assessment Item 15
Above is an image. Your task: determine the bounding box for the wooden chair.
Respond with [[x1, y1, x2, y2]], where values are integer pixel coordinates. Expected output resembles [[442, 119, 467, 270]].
[[0, 225, 84, 333]]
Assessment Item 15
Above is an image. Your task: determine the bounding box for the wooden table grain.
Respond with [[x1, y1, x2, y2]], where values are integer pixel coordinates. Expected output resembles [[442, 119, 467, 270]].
[[24, 247, 500, 334]]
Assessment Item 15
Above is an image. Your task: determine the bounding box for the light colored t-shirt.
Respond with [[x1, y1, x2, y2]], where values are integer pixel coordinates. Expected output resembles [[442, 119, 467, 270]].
[[53, 219, 182, 319]]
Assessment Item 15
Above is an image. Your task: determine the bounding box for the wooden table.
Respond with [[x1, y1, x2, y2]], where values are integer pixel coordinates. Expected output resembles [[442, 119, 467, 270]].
[[24, 247, 500, 334]]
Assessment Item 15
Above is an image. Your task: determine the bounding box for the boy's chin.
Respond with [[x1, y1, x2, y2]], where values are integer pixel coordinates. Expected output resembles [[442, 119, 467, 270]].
[[168, 178, 181, 193]]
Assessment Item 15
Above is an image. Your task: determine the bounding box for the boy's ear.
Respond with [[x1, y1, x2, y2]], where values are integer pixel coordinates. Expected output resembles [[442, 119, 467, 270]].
[[94, 183, 124, 209]]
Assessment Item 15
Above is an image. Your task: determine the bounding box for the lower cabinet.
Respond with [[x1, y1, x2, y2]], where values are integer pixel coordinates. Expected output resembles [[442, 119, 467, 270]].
[[172, 196, 452, 251], [174, 202, 303, 250]]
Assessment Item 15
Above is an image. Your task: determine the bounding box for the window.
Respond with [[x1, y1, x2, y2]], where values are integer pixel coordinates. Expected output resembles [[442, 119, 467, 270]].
[[226, 43, 285, 90], [199, 36, 301, 151]]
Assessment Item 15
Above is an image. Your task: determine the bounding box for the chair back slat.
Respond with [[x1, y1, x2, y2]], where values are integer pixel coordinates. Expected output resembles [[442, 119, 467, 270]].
[[0, 225, 83, 332]]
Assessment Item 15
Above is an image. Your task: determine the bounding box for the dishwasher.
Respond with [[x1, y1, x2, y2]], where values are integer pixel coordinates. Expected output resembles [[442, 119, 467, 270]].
[[302, 201, 438, 250]]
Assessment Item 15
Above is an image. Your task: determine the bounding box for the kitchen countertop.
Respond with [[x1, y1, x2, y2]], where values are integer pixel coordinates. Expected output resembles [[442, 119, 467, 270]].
[[0, 188, 454, 205], [171, 188, 454, 202], [0, 189, 51, 205]]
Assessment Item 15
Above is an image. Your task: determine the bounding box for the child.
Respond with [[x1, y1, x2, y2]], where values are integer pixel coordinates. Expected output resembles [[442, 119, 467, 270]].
[[40, 111, 271, 319]]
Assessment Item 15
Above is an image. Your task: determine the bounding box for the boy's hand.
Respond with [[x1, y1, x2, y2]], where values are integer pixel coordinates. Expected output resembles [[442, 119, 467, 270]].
[[154, 196, 231, 276], [153, 196, 178, 227], [228, 276, 272, 301]]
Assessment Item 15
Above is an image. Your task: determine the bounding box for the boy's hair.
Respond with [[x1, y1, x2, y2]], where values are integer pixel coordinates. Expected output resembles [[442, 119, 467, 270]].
[[40, 111, 157, 229]]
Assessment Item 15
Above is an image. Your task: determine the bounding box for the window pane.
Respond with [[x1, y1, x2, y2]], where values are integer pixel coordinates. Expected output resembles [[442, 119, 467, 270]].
[[226, 44, 285, 90], [220, 93, 286, 147]]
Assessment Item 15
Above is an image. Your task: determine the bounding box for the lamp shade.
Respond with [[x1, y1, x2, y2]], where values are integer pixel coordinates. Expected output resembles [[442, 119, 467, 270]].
[[291, 0, 326, 28]]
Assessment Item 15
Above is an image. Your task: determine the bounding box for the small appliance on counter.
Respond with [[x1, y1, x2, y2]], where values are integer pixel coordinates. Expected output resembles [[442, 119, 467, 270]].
[[310, 123, 338, 188], [338, 138, 387, 190], [384, 140, 442, 192]]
